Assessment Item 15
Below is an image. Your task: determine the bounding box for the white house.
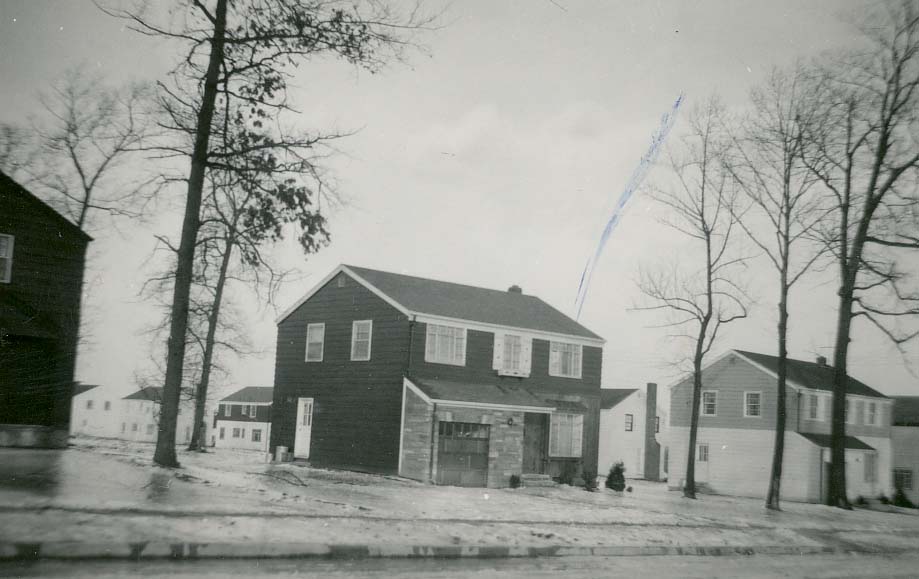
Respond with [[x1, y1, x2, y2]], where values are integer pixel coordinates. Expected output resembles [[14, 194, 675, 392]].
[[214, 387, 273, 452], [118, 386, 200, 445], [70, 384, 121, 438], [598, 383, 667, 481], [669, 350, 893, 503]]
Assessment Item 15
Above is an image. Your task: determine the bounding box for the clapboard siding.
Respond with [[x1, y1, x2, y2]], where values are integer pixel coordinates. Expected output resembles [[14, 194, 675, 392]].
[[408, 323, 602, 393], [0, 174, 89, 431], [271, 271, 410, 473]]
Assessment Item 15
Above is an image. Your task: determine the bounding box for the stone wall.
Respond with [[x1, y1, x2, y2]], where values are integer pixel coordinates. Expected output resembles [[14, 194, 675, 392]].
[[399, 386, 434, 482]]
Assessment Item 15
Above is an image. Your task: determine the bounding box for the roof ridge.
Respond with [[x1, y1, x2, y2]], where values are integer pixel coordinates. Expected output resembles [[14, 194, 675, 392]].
[[345, 264, 536, 297]]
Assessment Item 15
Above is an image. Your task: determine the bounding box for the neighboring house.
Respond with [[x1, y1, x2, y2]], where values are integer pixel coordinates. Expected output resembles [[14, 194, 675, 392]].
[[119, 387, 198, 445], [669, 350, 892, 503], [0, 171, 91, 448], [598, 383, 666, 481], [70, 384, 121, 438], [271, 264, 605, 488], [891, 396, 919, 504], [214, 387, 273, 452]]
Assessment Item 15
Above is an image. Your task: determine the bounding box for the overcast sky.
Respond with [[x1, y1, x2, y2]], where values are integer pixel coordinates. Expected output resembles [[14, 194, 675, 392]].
[[1, 0, 916, 402]]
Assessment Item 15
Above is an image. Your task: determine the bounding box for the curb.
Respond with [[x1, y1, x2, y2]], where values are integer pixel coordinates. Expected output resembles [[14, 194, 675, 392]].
[[0, 542, 841, 561]]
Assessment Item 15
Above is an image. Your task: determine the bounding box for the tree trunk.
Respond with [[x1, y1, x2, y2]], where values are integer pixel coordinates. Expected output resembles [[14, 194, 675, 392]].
[[827, 279, 855, 508], [766, 277, 789, 510], [683, 358, 703, 499], [188, 232, 235, 451], [154, 0, 228, 468]]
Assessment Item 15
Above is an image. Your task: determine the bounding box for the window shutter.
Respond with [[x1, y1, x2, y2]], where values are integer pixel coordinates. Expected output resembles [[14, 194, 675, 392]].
[[455, 328, 466, 364], [521, 337, 532, 376], [492, 333, 504, 370], [425, 325, 436, 362], [549, 343, 559, 375], [573, 415, 583, 457]]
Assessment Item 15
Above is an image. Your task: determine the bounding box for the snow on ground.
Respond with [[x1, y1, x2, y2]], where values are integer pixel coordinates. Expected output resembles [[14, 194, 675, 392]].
[[3, 437, 919, 549]]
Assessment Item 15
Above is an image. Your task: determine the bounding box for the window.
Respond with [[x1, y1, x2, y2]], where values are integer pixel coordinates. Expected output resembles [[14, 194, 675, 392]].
[[744, 392, 762, 418], [655, 416, 660, 433], [624, 414, 634, 431], [232, 428, 241, 438], [241, 428, 246, 438], [248, 405, 258, 418], [86, 400, 93, 410], [219, 427, 225, 440], [121, 423, 126, 433], [894, 468, 913, 491], [305, 323, 325, 362], [549, 413, 583, 457], [0, 234, 13, 283], [104, 401, 111, 411], [223, 404, 231, 417], [146, 424, 155, 435], [243, 404, 252, 417], [493, 333, 532, 377], [866, 402, 877, 427], [864, 453, 877, 483], [252, 429, 262, 442], [845, 399, 855, 424], [131, 423, 138, 432], [808, 394, 820, 420], [425, 324, 466, 366], [549, 341, 582, 378], [701, 391, 717, 416], [351, 320, 373, 361], [698, 443, 709, 462]]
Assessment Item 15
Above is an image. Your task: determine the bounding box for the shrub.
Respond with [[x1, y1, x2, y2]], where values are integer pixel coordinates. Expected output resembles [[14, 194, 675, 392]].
[[606, 461, 626, 492], [509, 474, 522, 489], [855, 495, 868, 506], [626, 485, 633, 493], [892, 488, 916, 509], [878, 493, 890, 505], [582, 469, 597, 492]]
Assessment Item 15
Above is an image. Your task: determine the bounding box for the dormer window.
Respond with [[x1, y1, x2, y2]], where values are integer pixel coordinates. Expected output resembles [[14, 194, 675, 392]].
[[493, 333, 532, 377], [549, 341, 582, 379]]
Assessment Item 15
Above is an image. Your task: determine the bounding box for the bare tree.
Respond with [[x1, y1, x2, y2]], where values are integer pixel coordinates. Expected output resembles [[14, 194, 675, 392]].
[[725, 67, 828, 510], [3, 67, 152, 231], [799, 1, 919, 508], [637, 97, 750, 499], [103, 0, 434, 467]]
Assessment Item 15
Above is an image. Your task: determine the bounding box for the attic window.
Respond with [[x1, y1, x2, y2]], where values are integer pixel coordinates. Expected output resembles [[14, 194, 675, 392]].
[[0, 234, 13, 283], [337, 275, 347, 288]]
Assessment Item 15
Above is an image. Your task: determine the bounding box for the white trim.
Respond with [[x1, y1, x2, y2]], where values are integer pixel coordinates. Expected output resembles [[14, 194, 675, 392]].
[[548, 340, 583, 379], [305, 322, 325, 362], [218, 400, 272, 406], [424, 323, 467, 366], [415, 312, 604, 348], [701, 390, 718, 417], [435, 399, 554, 414], [0, 233, 13, 284], [403, 377, 433, 405], [743, 391, 762, 418], [398, 381, 407, 475], [351, 319, 373, 361]]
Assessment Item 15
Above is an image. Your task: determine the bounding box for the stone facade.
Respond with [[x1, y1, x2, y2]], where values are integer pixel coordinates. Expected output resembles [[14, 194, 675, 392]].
[[432, 406, 525, 489], [399, 386, 434, 482]]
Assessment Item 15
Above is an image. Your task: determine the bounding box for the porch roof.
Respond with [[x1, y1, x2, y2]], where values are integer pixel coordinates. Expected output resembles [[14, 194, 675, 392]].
[[408, 377, 555, 412], [798, 432, 875, 451]]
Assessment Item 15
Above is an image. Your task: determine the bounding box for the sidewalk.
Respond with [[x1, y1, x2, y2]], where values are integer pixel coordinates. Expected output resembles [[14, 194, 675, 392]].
[[3, 439, 918, 560]]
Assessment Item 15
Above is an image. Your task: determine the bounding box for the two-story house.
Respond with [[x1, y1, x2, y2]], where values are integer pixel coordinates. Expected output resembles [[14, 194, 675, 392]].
[[891, 396, 919, 505], [1, 171, 90, 448], [271, 264, 605, 488], [119, 386, 200, 445], [668, 349, 892, 503], [214, 386, 273, 452]]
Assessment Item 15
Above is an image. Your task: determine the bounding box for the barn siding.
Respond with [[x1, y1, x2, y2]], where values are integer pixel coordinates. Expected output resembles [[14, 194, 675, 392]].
[[271, 271, 410, 473]]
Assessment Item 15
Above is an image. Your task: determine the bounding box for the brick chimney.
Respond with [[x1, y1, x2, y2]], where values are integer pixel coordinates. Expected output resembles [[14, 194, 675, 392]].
[[508, 285, 522, 294], [816, 355, 827, 366], [643, 382, 661, 481]]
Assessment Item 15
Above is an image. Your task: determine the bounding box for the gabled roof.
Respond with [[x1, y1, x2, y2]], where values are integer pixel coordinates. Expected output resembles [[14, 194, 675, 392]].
[[123, 386, 163, 402], [407, 376, 555, 412], [892, 396, 919, 426], [72, 383, 99, 397], [600, 388, 638, 410], [798, 432, 875, 451], [221, 386, 274, 404], [279, 264, 603, 343], [0, 171, 92, 242], [734, 350, 887, 399]]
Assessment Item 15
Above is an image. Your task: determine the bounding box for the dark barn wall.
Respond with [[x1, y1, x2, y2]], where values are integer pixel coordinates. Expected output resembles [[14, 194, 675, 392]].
[[408, 323, 603, 476], [0, 174, 88, 433], [271, 272, 410, 473]]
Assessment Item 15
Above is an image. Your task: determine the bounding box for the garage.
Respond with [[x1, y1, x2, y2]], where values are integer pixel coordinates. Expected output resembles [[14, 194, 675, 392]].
[[435, 421, 490, 487]]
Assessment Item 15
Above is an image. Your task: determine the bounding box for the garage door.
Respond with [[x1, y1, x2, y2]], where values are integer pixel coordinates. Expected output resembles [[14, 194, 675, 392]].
[[436, 421, 490, 487]]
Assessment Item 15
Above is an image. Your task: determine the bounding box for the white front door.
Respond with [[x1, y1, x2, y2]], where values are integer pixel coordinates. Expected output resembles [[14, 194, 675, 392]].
[[294, 397, 314, 459]]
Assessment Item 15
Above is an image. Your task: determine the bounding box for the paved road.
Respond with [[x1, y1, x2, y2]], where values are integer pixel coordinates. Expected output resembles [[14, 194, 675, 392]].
[[4, 553, 919, 578]]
